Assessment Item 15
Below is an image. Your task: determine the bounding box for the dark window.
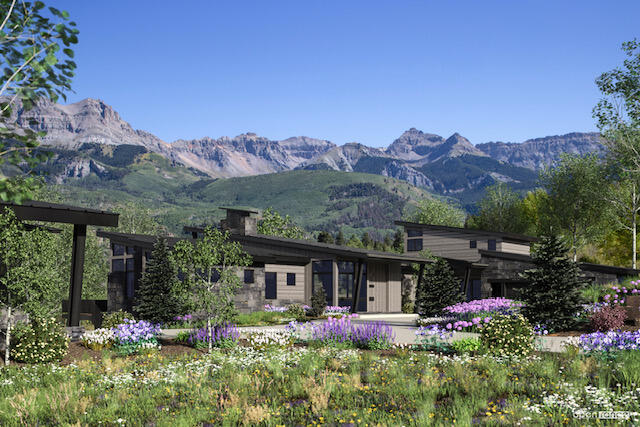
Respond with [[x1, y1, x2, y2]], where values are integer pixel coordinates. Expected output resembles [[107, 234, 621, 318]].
[[338, 261, 355, 306], [126, 246, 135, 255], [488, 239, 497, 251], [112, 244, 125, 256], [407, 229, 423, 237], [112, 259, 124, 272], [265, 272, 277, 299], [407, 239, 423, 251], [369, 296, 374, 301], [126, 258, 134, 272], [126, 272, 135, 299], [470, 240, 477, 248], [244, 269, 255, 284], [491, 283, 503, 298], [287, 273, 296, 286], [312, 260, 334, 305]]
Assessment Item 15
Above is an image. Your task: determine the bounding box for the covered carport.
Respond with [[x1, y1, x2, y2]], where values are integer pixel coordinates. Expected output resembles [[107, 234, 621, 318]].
[[0, 201, 119, 327]]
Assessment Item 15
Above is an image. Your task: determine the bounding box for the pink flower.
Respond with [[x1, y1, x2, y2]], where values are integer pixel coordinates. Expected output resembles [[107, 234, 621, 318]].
[[446, 323, 452, 330]]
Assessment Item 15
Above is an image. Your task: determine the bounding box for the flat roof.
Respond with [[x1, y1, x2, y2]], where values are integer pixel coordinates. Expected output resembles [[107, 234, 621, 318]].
[[479, 249, 640, 276], [395, 221, 537, 243], [98, 229, 433, 265], [1, 201, 119, 227]]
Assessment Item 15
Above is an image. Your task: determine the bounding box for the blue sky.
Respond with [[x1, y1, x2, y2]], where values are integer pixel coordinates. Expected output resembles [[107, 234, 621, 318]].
[[53, 0, 639, 147]]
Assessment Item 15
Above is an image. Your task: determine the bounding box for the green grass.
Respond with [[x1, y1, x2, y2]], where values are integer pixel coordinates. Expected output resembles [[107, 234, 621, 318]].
[[2, 346, 640, 425]]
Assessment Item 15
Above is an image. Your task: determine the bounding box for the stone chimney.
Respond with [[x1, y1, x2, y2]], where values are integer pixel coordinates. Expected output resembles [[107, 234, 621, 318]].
[[220, 207, 260, 236]]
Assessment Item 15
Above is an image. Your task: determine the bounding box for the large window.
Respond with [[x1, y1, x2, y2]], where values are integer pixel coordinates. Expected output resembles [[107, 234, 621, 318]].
[[312, 260, 333, 306], [488, 239, 497, 251], [470, 240, 477, 248], [407, 238, 423, 252], [338, 261, 355, 307]]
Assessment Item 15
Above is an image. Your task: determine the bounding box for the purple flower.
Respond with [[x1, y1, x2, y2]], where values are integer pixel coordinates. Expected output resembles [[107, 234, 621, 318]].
[[188, 324, 239, 347]]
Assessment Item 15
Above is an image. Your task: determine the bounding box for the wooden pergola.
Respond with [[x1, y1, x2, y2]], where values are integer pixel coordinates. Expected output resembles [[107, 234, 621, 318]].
[[0, 201, 119, 327]]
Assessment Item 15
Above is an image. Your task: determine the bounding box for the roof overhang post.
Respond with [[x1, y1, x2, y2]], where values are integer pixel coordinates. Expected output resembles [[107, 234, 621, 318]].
[[462, 265, 471, 300], [350, 260, 365, 314], [67, 224, 87, 327], [415, 263, 426, 312]]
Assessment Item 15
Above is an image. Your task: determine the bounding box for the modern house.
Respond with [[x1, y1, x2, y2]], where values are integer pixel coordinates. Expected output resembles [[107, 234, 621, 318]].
[[396, 221, 640, 299], [98, 208, 432, 314]]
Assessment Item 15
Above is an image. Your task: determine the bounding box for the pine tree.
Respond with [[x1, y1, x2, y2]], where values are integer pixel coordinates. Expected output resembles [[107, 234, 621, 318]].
[[335, 230, 345, 246], [361, 232, 373, 249], [317, 231, 335, 244], [393, 230, 404, 253], [310, 286, 328, 317], [520, 235, 588, 331], [414, 258, 463, 317], [134, 237, 184, 323]]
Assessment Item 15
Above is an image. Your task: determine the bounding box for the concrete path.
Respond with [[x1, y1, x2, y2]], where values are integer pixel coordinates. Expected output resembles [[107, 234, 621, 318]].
[[160, 314, 574, 353]]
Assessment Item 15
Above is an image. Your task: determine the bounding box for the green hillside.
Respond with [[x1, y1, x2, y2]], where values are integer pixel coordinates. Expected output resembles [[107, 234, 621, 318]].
[[40, 147, 435, 236], [418, 155, 538, 210]]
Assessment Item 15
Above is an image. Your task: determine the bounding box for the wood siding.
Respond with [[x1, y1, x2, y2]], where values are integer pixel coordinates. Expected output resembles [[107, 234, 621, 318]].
[[265, 264, 305, 303], [367, 262, 387, 312], [499, 241, 531, 256], [387, 263, 402, 312], [406, 231, 481, 261]]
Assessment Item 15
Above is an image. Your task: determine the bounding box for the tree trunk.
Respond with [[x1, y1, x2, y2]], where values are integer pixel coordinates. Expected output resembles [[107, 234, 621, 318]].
[[633, 184, 637, 270], [4, 306, 11, 366], [207, 317, 212, 353]]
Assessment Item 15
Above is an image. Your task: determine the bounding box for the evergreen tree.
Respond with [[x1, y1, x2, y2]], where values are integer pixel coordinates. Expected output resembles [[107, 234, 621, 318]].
[[346, 235, 363, 248], [335, 230, 345, 246], [361, 231, 373, 248], [383, 234, 393, 251], [393, 230, 404, 253], [414, 258, 463, 317], [310, 286, 327, 317], [317, 231, 335, 244], [134, 237, 183, 323], [519, 235, 588, 331]]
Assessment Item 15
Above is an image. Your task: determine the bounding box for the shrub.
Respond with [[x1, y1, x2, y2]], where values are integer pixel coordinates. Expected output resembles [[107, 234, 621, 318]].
[[589, 305, 627, 332], [480, 314, 534, 357], [174, 330, 191, 344], [415, 258, 464, 317], [310, 287, 328, 317], [451, 337, 482, 355], [11, 317, 69, 363], [102, 310, 135, 329], [112, 319, 161, 355], [188, 324, 239, 349], [285, 304, 306, 321], [402, 302, 415, 314], [81, 328, 114, 350], [246, 329, 293, 349], [350, 321, 394, 350]]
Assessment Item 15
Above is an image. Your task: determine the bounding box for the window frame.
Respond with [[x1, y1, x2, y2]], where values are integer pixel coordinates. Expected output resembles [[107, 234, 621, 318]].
[[286, 272, 296, 286]]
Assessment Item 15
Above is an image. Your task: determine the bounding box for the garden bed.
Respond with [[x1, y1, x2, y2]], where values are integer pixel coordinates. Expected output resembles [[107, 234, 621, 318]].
[[2, 343, 640, 425]]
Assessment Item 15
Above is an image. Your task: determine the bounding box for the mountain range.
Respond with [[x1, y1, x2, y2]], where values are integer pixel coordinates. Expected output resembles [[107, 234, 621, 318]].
[[10, 97, 604, 209]]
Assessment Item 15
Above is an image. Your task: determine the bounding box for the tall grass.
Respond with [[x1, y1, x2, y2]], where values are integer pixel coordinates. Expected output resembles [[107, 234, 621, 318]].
[[1, 346, 640, 425]]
